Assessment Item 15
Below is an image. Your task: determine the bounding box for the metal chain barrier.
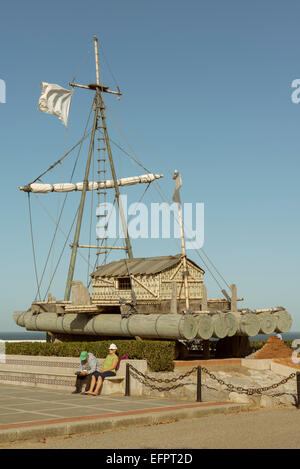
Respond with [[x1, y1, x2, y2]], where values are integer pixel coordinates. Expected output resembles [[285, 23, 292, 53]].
[[200, 383, 296, 402], [126, 364, 299, 401], [128, 364, 198, 392], [201, 366, 297, 396]]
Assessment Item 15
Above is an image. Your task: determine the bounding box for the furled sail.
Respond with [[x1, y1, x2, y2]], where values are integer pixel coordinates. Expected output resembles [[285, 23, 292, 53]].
[[19, 173, 163, 193]]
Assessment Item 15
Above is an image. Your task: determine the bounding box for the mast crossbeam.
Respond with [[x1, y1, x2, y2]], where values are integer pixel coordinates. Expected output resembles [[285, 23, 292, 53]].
[[70, 244, 126, 250], [69, 82, 122, 96]]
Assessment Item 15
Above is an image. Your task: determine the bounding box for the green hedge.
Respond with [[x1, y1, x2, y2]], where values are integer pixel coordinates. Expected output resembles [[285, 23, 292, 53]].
[[5, 340, 176, 372]]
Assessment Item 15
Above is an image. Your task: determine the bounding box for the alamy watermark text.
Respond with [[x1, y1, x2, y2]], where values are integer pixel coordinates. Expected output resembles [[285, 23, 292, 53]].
[[96, 196, 204, 249], [0, 79, 6, 103]]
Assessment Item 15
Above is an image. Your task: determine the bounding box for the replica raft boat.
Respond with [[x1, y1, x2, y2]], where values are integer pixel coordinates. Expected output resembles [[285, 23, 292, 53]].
[[14, 37, 292, 356]]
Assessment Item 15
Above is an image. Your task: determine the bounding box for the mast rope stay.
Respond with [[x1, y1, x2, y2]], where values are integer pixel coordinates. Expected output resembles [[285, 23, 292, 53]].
[[27, 193, 42, 301], [98, 41, 121, 95], [87, 143, 96, 285], [31, 106, 94, 299], [52, 109, 71, 281], [142, 172, 231, 296], [43, 205, 80, 301], [70, 48, 91, 85], [86, 179, 150, 293], [103, 106, 231, 295], [25, 127, 93, 187], [25, 34, 230, 305], [87, 197, 119, 289], [156, 176, 231, 293], [33, 194, 93, 268]]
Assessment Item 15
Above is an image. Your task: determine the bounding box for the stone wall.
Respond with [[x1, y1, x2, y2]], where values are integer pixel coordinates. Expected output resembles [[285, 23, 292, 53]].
[[0, 355, 298, 408]]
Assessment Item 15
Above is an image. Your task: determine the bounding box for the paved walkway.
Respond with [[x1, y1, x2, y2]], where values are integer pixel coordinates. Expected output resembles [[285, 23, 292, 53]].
[[4, 408, 300, 449], [0, 384, 247, 445]]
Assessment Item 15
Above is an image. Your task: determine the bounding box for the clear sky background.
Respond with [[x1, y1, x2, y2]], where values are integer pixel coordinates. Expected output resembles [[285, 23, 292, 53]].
[[0, 0, 299, 332]]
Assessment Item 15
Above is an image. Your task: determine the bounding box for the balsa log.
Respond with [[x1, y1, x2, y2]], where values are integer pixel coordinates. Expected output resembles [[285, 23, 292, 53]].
[[224, 312, 238, 337], [14, 311, 198, 341], [211, 313, 229, 339], [274, 310, 292, 333], [13, 311, 26, 328], [195, 313, 214, 340], [13, 308, 292, 340], [122, 314, 198, 340], [234, 312, 260, 337], [257, 312, 277, 335]]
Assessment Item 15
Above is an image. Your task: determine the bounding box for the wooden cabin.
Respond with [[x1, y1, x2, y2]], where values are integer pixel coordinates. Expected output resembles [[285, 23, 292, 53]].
[[30, 254, 241, 316], [90, 254, 209, 314]]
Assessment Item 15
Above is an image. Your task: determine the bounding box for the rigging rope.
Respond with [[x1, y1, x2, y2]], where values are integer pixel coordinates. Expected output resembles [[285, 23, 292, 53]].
[[196, 248, 231, 290], [112, 140, 231, 294], [34, 195, 92, 267], [150, 182, 230, 294], [27, 194, 41, 301], [98, 41, 121, 93], [70, 49, 91, 84], [105, 105, 231, 293], [86, 181, 150, 294], [51, 119, 70, 281], [87, 144, 95, 285], [33, 106, 94, 299], [109, 141, 231, 292], [26, 58, 231, 301], [87, 194, 119, 289], [43, 206, 80, 300], [28, 129, 93, 186]]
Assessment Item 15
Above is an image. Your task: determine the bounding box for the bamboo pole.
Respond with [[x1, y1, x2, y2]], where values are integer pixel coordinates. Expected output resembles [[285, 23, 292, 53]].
[[64, 108, 98, 301], [69, 83, 122, 96], [71, 244, 126, 250], [94, 36, 100, 86], [64, 36, 111, 300], [173, 170, 190, 311], [94, 36, 133, 259]]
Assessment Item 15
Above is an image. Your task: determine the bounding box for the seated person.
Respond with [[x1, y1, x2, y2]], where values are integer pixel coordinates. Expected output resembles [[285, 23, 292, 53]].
[[73, 350, 100, 394], [85, 344, 118, 396]]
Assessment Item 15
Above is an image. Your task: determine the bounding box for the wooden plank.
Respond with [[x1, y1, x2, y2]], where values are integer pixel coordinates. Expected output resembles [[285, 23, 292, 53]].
[[64, 304, 104, 314], [169, 262, 182, 280], [130, 276, 158, 298]]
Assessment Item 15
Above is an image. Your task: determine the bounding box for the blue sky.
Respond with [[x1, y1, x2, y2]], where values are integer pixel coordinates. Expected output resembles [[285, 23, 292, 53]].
[[0, 0, 299, 332]]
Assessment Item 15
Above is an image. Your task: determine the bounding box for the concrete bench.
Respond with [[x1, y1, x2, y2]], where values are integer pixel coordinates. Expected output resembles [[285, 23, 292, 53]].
[[0, 355, 147, 396]]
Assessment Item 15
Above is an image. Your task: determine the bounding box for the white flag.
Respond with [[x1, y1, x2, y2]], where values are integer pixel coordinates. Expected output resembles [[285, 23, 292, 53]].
[[38, 82, 74, 126]]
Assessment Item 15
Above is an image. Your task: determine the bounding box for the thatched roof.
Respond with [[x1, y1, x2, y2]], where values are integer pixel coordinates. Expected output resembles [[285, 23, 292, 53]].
[[91, 254, 204, 278]]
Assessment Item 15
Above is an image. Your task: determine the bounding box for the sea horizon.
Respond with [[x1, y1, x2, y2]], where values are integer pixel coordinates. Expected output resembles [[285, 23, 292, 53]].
[[0, 330, 300, 342]]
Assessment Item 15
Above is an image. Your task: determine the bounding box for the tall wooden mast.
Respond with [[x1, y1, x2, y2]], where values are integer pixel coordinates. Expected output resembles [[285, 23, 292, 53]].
[[64, 97, 98, 301], [173, 170, 190, 312], [93, 36, 133, 260], [64, 36, 133, 301]]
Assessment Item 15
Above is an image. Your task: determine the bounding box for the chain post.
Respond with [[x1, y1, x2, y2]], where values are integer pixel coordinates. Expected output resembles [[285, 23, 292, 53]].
[[196, 366, 202, 402], [125, 363, 130, 396], [297, 372, 300, 409]]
